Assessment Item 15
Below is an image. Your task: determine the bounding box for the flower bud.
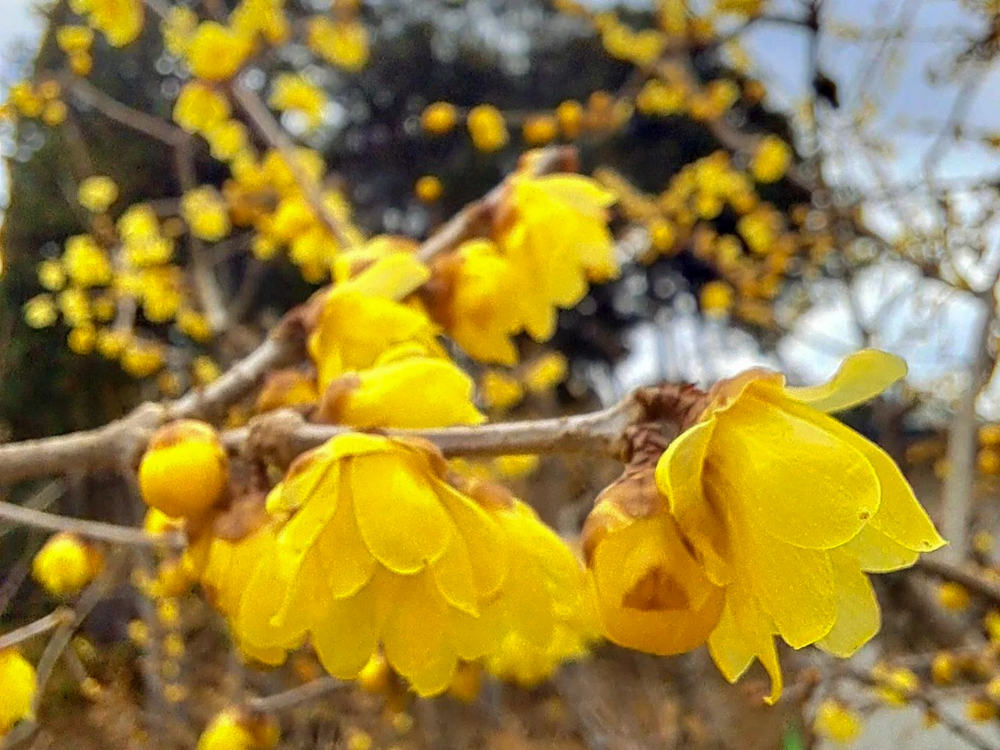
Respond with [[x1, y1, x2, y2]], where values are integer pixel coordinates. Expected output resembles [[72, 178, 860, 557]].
[[139, 420, 228, 519], [31, 532, 103, 596], [197, 708, 278, 750], [0, 649, 35, 734]]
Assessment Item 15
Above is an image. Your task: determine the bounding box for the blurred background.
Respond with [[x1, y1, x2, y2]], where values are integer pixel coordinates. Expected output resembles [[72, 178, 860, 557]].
[[3, 0, 1000, 748]]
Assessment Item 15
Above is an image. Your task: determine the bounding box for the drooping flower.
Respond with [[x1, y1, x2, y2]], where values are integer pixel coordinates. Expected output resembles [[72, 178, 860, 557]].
[[650, 349, 944, 701], [495, 170, 618, 341], [233, 434, 509, 696]]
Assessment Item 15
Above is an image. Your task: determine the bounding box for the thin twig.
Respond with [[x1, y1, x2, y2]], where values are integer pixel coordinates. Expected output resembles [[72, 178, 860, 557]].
[[61, 74, 188, 146], [0, 609, 72, 652], [915, 557, 1000, 607], [246, 676, 344, 714], [230, 83, 355, 248], [0, 500, 185, 550]]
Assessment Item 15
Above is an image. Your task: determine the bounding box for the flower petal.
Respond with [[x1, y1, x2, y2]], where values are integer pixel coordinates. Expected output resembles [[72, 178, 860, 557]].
[[817, 550, 881, 658], [762, 393, 944, 554], [314, 481, 376, 598], [352, 453, 452, 574], [711, 390, 880, 549], [656, 420, 731, 585], [709, 581, 783, 704], [382, 572, 459, 696], [431, 535, 480, 617], [783, 349, 907, 414], [436, 481, 508, 599], [311, 578, 380, 679], [840, 524, 919, 573]]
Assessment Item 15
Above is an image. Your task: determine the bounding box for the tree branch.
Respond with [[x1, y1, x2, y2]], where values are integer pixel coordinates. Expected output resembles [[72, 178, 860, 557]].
[[0, 609, 72, 652], [246, 676, 344, 714], [231, 397, 644, 468]]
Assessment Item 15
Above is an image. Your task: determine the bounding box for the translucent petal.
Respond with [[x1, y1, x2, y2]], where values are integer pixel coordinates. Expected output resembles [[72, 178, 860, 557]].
[[817, 550, 881, 658], [351, 453, 452, 574], [706, 600, 755, 683], [496, 541, 555, 647], [313, 481, 376, 599], [382, 572, 459, 696], [711, 392, 880, 549], [347, 252, 430, 301], [431, 535, 480, 617], [237, 552, 299, 650], [840, 524, 919, 573], [278, 462, 340, 560], [742, 524, 836, 649], [711, 580, 783, 704], [436, 481, 508, 599], [311, 579, 380, 679], [656, 420, 731, 585], [763, 394, 944, 554], [783, 349, 907, 414]]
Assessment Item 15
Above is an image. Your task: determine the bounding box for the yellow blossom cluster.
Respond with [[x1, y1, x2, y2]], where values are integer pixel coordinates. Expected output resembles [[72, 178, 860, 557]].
[[56, 25, 95, 75], [3, 80, 67, 126], [69, 0, 144, 48]]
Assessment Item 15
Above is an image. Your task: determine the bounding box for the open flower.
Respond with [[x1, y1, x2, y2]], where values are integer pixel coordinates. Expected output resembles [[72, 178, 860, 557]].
[[495, 170, 618, 341], [585, 350, 943, 703], [232, 434, 508, 696], [656, 349, 944, 701]]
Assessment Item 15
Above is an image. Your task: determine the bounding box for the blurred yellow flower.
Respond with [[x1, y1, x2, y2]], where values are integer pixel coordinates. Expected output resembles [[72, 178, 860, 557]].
[[184, 22, 255, 82], [269, 74, 327, 131], [77, 175, 118, 213], [421, 101, 458, 135], [32, 532, 103, 596], [63, 235, 112, 287], [813, 699, 862, 743], [750, 136, 792, 184], [467, 105, 509, 152], [181, 186, 231, 241], [307, 17, 369, 72], [0, 649, 35, 735], [173, 82, 232, 134], [70, 0, 144, 47]]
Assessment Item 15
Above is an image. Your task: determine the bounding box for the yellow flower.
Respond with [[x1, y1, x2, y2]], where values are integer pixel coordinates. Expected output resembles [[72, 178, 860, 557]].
[[68, 324, 97, 354], [176, 308, 214, 343], [307, 17, 369, 72], [69, 52, 93, 76], [652, 350, 943, 702], [750, 136, 792, 184], [523, 352, 568, 394], [37, 260, 66, 291], [937, 582, 970, 612], [162, 5, 197, 56], [235, 434, 509, 696], [421, 102, 458, 135], [699, 280, 735, 316], [184, 22, 255, 82], [415, 175, 443, 202], [205, 120, 249, 162], [256, 370, 319, 413], [269, 74, 327, 131], [556, 100, 584, 139], [0, 649, 35, 734], [173, 82, 232, 134], [496, 173, 617, 341], [77, 175, 118, 213], [121, 339, 166, 378], [309, 289, 440, 392], [24, 294, 58, 328], [231, 0, 289, 46], [467, 104, 509, 152], [813, 699, 862, 743], [63, 235, 112, 287], [181, 186, 231, 241], [479, 370, 524, 412], [32, 532, 103, 596], [56, 25, 94, 54], [434, 240, 520, 365], [197, 708, 278, 750], [139, 420, 229, 519], [522, 115, 559, 146], [317, 345, 484, 429], [70, 0, 144, 47], [714, 0, 765, 16]]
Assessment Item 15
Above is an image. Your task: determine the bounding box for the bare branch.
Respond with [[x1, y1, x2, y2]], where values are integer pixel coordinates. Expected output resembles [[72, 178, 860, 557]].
[[231, 397, 644, 468], [915, 556, 1000, 607], [246, 676, 344, 714], [0, 609, 72, 652], [0, 499, 185, 550]]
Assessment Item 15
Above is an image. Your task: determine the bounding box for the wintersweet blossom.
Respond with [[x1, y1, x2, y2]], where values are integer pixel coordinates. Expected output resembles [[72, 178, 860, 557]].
[[70, 0, 143, 47], [0, 649, 35, 735], [586, 350, 944, 702]]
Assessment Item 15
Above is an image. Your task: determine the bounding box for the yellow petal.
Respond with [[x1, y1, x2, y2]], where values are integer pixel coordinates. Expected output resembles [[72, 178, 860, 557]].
[[346, 252, 430, 301], [817, 550, 881, 658], [763, 393, 944, 554], [382, 571, 459, 696], [656, 420, 731, 585], [312, 484, 376, 598], [711, 390, 880, 549], [783, 349, 907, 414], [741, 523, 836, 648], [342, 358, 484, 429], [436, 481, 508, 599], [431, 535, 480, 617], [238, 552, 305, 651], [706, 600, 755, 683], [311, 578, 380, 679], [277, 461, 340, 559], [496, 540, 555, 647], [351, 453, 452, 574], [840, 524, 919, 573]]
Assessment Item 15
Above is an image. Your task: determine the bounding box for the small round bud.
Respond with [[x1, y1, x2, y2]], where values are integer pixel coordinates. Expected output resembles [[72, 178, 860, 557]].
[[420, 102, 457, 135], [139, 420, 228, 519], [197, 709, 279, 750], [31, 532, 103, 596]]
